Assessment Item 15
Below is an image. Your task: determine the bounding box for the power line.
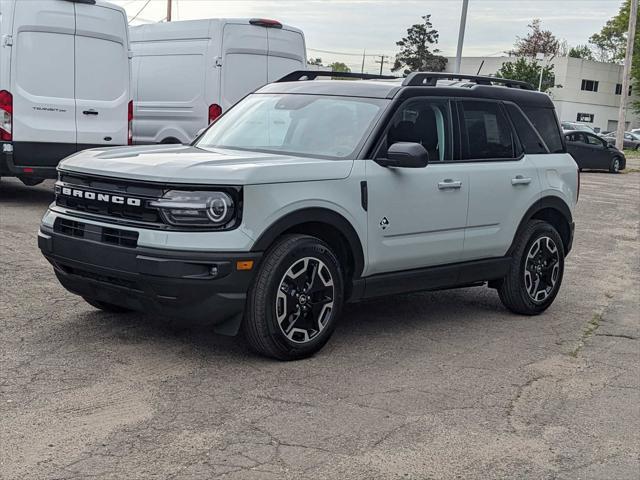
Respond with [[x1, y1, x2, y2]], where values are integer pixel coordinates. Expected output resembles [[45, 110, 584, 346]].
[[307, 47, 393, 58], [128, 0, 152, 24]]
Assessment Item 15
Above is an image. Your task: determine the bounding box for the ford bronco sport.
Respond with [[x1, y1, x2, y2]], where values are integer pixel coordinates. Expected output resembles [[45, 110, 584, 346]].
[[39, 71, 578, 360]]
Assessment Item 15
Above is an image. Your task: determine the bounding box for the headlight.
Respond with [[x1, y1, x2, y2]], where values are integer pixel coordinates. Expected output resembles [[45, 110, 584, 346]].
[[150, 190, 236, 228]]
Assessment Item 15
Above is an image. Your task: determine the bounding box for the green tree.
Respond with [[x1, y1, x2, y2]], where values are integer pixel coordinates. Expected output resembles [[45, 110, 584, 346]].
[[329, 62, 351, 73], [568, 44, 595, 60], [496, 57, 556, 92], [590, 0, 639, 112], [514, 19, 560, 56], [392, 14, 447, 75]]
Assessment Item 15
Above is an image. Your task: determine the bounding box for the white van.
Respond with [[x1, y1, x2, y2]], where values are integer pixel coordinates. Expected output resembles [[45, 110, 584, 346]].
[[130, 18, 306, 145], [0, 0, 131, 185]]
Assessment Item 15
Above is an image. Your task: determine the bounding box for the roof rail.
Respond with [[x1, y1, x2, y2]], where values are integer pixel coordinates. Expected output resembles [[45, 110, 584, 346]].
[[276, 70, 399, 83], [402, 72, 535, 90]]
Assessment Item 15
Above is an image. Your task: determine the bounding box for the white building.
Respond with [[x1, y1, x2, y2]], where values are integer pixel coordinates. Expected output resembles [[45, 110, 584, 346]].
[[445, 56, 639, 132]]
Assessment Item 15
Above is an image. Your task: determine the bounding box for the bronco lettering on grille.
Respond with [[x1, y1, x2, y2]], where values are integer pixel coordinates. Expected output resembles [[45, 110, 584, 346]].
[[61, 187, 142, 207]]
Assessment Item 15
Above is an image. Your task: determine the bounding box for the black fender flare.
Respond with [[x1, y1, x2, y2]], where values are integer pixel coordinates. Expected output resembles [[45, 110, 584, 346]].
[[251, 207, 366, 277], [509, 196, 574, 255]]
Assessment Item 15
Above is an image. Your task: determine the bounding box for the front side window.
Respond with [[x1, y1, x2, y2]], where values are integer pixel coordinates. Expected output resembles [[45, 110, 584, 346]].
[[196, 94, 388, 159], [460, 100, 515, 160], [566, 132, 586, 143], [379, 98, 452, 161], [586, 134, 603, 146]]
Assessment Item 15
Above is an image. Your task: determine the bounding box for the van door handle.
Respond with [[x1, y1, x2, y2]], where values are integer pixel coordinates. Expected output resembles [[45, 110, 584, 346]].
[[511, 175, 532, 186], [83, 109, 99, 116], [438, 179, 462, 190]]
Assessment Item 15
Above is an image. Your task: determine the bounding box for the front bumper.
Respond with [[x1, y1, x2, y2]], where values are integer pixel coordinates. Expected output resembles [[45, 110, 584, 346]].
[[38, 226, 261, 335]]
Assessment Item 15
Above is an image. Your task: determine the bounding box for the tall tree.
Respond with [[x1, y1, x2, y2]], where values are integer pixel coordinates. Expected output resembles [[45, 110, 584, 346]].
[[514, 19, 560, 56], [568, 44, 595, 60], [590, 0, 639, 112], [496, 57, 556, 92], [392, 14, 447, 75]]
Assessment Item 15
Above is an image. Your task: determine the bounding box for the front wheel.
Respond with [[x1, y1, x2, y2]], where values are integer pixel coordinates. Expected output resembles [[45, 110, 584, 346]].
[[609, 157, 621, 173], [498, 220, 565, 315], [243, 234, 344, 360]]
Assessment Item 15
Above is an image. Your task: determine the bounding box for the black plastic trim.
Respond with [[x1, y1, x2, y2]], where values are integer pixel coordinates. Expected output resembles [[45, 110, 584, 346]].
[[251, 207, 365, 277], [509, 197, 574, 255], [351, 256, 512, 301]]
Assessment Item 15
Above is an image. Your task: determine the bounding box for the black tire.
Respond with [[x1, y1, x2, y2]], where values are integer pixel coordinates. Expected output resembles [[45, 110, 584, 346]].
[[243, 234, 344, 361], [498, 220, 565, 315], [609, 156, 621, 173], [83, 297, 133, 314], [19, 176, 44, 187]]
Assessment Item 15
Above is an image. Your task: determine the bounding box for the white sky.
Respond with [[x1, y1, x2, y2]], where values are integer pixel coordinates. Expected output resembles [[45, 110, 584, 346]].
[[113, 0, 623, 74]]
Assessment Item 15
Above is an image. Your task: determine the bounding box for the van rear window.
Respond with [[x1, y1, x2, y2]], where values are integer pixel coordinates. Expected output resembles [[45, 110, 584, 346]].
[[521, 106, 565, 153]]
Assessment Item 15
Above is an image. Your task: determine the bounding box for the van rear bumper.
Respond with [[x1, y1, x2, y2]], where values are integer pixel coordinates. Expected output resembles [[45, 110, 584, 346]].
[[38, 226, 262, 335], [1, 142, 125, 179]]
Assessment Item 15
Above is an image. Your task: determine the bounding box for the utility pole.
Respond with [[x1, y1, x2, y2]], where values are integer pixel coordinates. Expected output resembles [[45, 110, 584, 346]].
[[375, 55, 388, 75], [166, 0, 172, 22], [616, 0, 637, 150], [361, 50, 366, 74], [454, 0, 469, 73]]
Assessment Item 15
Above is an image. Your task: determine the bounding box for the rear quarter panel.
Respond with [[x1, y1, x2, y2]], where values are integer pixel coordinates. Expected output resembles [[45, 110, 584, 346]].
[[529, 152, 578, 213]]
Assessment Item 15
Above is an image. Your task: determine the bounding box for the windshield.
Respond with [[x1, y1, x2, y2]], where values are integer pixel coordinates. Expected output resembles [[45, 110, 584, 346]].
[[195, 94, 388, 159]]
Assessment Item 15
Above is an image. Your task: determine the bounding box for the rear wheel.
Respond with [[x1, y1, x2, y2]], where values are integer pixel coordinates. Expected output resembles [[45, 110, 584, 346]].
[[243, 234, 344, 360], [498, 220, 564, 315], [609, 156, 621, 173], [83, 297, 133, 314]]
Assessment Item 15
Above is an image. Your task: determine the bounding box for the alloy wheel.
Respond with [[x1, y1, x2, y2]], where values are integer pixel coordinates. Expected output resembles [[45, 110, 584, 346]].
[[275, 256, 335, 344], [524, 236, 560, 303]]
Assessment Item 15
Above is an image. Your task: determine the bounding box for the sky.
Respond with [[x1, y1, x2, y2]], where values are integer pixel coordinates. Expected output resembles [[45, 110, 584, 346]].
[[113, 0, 624, 74]]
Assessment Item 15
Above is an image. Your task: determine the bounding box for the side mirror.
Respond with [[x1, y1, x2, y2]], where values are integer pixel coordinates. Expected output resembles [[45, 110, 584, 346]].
[[377, 142, 429, 168]]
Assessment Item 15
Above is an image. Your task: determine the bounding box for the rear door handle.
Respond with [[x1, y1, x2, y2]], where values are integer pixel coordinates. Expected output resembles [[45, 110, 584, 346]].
[[83, 109, 99, 116], [438, 179, 462, 190], [511, 175, 532, 186]]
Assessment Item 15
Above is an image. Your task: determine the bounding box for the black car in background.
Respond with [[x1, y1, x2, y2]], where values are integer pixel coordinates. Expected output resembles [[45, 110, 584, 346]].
[[565, 130, 626, 173], [601, 131, 640, 150]]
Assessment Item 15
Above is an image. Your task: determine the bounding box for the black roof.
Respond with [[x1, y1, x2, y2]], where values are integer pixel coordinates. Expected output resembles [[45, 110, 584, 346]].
[[256, 70, 555, 109]]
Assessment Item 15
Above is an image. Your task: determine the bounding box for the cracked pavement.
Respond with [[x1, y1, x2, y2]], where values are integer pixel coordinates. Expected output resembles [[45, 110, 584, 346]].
[[1, 164, 638, 479]]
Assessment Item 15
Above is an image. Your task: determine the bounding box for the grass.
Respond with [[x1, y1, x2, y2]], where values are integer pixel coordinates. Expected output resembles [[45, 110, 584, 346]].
[[568, 312, 603, 358]]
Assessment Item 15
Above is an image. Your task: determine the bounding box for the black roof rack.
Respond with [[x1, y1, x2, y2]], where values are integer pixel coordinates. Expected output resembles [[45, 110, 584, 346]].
[[402, 72, 535, 90], [277, 70, 399, 83]]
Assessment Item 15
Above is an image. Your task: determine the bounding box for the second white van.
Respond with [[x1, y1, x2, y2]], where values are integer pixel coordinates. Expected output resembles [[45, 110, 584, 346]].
[[130, 18, 306, 145], [0, 0, 131, 185]]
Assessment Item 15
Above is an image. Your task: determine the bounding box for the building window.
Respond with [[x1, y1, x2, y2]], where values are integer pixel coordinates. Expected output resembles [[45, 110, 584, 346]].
[[577, 113, 594, 123], [581, 79, 599, 92], [615, 83, 632, 95]]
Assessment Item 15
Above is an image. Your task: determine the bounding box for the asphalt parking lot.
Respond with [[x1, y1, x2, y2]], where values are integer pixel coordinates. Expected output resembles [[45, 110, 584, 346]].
[[1, 163, 639, 479]]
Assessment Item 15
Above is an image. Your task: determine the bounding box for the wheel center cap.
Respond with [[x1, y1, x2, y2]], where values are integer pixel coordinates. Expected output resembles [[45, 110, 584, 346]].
[[299, 294, 308, 305]]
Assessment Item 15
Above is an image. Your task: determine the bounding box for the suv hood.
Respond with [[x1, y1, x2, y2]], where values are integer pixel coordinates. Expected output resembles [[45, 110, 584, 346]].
[[59, 145, 354, 185]]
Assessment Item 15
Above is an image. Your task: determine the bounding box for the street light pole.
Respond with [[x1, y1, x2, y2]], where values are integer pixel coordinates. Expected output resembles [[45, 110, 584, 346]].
[[166, 0, 172, 22], [616, 0, 638, 150], [454, 0, 469, 74]]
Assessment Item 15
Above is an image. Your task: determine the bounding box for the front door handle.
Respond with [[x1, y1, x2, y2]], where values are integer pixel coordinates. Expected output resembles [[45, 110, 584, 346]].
[[83, 109, 99, 116], [438, 179, 462, 190], [511, 175, 532, 186]]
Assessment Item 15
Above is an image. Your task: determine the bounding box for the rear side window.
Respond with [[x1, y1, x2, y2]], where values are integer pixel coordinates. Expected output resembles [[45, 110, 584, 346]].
[[459, 101, 515, 160], [505, 104, 548, 154], [522, 106, 565, 153]]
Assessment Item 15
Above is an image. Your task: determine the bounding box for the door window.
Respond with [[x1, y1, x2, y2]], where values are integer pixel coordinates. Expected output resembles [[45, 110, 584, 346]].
[[566, 132, 586, 143], [586, 134, 604, 146], [380, 98, 452, 161], [504, 103, 547, 154], [459, 100, 515, 160]]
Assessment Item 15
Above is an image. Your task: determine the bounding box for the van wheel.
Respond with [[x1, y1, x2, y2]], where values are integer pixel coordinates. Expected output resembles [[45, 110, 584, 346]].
[[83, 297, 133, 314], [160, 137, 181, 144], [243, 234, 344, 361], [498, 220, 564, 315], [19, 176, 44, 187]]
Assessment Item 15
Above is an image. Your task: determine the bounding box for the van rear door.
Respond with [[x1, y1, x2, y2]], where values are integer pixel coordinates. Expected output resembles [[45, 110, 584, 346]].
[[10, 0, 76, 164], [266, 28, 306, 82], [74, 1, 129, 148], [220, 23, 268, 110]]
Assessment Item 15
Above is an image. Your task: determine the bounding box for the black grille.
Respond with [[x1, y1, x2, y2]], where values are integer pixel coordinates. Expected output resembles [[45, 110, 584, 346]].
[[60, 265, 140, 291], [54, 218, 139, 248], [56, 173, 164, 225], [102, 227, 139, 248], [54, 218, 85, 238]]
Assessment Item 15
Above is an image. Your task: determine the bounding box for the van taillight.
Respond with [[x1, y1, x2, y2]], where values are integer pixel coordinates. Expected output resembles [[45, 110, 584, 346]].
[[0, 90, 13, 141], [209, 104, 222, 124], [127, 100, 133, 145]]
